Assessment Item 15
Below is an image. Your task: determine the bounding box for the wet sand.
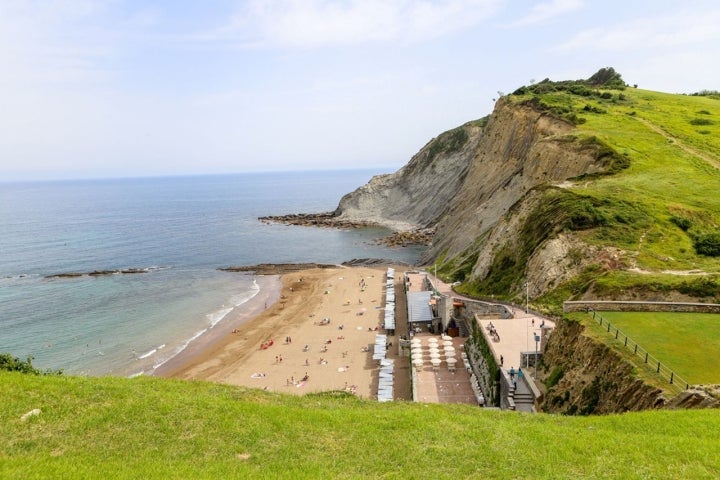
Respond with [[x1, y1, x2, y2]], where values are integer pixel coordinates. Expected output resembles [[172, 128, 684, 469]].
[[157, 266, 396, 399]]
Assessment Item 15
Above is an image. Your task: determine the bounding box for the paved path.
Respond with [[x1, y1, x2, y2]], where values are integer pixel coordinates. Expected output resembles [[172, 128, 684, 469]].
[[427, 274, 554, 379]]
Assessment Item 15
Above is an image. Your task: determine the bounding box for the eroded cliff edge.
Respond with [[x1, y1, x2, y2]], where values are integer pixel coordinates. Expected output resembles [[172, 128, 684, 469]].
[[333, 118, 485, 231], [537, 319, 720, 414]]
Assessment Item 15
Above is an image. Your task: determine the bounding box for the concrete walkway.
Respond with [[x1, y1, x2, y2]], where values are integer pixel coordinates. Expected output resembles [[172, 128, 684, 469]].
[[427, 273, 554, 380]]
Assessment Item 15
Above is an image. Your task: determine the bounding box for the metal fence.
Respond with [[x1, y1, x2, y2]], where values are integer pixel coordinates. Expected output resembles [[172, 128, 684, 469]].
[[588, 309, 691, 391]]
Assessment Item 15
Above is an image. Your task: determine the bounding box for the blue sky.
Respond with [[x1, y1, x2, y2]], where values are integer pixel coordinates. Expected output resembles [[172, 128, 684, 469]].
[[1, 0, 719, 181]]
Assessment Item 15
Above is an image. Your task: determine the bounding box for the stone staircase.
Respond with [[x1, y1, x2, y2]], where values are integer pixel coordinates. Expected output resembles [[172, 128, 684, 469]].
[[511, 377, 536, 413], [457, 318, 470, 337]]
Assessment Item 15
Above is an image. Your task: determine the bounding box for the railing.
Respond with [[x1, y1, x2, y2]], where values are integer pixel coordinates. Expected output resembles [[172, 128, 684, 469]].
[[588, 309, 691, 391]]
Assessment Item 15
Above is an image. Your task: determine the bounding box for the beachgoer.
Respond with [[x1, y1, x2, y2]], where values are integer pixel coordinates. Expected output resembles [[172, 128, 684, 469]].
[[500, 354, 504, 366], [518, 368, 523, 379], [509, 367, 516, 380]]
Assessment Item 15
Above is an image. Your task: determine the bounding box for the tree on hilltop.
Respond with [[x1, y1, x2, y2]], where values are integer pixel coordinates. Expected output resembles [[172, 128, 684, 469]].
[[586, 67, 625, 88]]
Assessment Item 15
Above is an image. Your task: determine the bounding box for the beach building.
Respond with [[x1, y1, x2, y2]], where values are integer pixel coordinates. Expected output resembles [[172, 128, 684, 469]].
[[403, 271, 556, 411], [402, 271, 478, 405]]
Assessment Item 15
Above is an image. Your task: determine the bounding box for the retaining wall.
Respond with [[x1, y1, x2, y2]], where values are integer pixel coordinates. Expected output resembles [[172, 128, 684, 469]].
[[563, 300, 720, 314]]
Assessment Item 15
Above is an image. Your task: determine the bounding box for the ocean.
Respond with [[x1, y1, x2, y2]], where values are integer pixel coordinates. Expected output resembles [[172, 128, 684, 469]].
[[0, 171, 424, 377]]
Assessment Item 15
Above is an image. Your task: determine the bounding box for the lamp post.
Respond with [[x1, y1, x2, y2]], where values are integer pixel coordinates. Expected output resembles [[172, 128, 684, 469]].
[[534, 333, 540, 379], [525, 281, 529, 314], [526, 318, 529, 369]]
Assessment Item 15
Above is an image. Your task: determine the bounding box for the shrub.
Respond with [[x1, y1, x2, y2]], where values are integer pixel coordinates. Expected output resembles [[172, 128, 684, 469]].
[[0, 353, 63, 375], [546, 366, 564, 388], [677, 277, 720, 298], [690, 118, 714, 126], [670, 216, 692, 231], [693, 233, 720, 256], [583, 104, 607, 114], [586, 67, 626, 89]]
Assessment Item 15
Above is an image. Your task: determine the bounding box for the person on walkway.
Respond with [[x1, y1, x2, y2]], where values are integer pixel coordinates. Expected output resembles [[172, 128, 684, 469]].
[[500, 354, 504, 366], [518, 367, 523, 379], [509, 366, 515, 380]]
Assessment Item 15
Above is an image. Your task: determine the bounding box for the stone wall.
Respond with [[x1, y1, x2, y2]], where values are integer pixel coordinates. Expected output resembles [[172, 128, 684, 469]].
[[563, 300, 720, 314]]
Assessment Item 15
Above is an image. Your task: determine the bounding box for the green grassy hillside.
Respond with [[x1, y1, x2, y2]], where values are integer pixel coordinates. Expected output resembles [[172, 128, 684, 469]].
[[450, 72, 720, 306], [520, 80, 720, 273], [2, 371, 719, 479]]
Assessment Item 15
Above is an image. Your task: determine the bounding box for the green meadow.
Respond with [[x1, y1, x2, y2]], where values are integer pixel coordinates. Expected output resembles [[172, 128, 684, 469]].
[[2, 371, 720, 479], [580, 311, 720, 385]]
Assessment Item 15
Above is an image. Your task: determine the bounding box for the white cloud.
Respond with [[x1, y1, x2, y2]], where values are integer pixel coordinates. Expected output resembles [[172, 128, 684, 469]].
[[554, 9, 720, 52], [508, 0, 583, 27], [211, 0, 502, 48]]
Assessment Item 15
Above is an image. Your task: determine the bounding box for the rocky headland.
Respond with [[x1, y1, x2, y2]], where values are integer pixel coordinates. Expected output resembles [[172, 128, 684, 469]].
[[257, 69, 720, 413]]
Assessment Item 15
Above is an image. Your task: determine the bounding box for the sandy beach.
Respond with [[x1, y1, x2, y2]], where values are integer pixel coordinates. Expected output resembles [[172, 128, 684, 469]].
[[157, 265, 400, 399]]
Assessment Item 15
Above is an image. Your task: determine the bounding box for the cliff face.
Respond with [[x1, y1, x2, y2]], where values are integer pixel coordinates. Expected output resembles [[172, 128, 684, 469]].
[[334, 120, 483, 231], [538, 320, 667, 414], [334, 98, 609, 268], [424, 98, 609, 263], [538, 320, 720, 413]]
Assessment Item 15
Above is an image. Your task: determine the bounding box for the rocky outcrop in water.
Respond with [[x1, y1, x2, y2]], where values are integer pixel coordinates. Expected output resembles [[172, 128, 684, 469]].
[[46, 268, 154, 279], [219, 263, 338, 275]]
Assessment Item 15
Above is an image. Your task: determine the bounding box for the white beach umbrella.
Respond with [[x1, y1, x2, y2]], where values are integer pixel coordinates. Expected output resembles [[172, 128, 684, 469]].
[[442, 340, 453, 347], [429, 352, 441, 360], [444, 346, 456, 355], [441, 335, 452, 341], [428, 347, 440, 354], [412, 358, 424, 367], [411, 348, 424, 356], [446, 357, 458, 365], [430, 358, 441, 367], [427, 337, 438, 344]]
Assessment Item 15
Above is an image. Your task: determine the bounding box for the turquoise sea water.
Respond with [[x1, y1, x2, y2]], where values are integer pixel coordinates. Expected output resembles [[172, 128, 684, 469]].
[[0, 171, 423, 376]]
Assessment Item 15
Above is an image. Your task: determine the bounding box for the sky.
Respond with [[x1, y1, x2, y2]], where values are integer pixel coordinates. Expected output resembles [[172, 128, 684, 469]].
[[1, 0, 719, 181]]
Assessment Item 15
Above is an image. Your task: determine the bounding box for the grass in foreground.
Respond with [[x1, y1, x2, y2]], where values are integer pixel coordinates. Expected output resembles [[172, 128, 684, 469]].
[[580, 311, 720, 385], [2, 372, 720, 479]]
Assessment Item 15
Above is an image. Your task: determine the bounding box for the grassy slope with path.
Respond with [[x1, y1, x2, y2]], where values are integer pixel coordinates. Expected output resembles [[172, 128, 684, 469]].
[[497, 85, 720, 306]]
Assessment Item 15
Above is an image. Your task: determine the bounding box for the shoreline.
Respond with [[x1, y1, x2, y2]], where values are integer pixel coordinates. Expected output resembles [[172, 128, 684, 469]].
[[152, 274, 282, 377], [156, 265, 399, 399]]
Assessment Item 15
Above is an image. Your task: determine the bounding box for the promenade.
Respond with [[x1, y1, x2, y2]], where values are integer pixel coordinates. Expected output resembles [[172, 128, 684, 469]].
[[404, 271, 477, 405]]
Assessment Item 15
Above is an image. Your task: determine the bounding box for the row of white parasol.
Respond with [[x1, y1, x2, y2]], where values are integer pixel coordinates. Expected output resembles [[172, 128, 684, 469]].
[[410, 336, 458, 368]]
